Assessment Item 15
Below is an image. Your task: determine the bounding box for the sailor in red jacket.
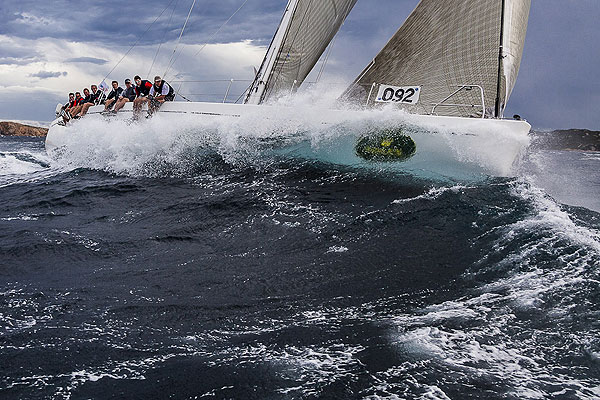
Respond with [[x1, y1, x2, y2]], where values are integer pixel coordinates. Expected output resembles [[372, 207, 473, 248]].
[[132, 75, 154, 118]]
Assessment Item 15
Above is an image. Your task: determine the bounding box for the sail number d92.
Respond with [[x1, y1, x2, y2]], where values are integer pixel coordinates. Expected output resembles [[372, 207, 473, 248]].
[[375, 85, 421, 104]]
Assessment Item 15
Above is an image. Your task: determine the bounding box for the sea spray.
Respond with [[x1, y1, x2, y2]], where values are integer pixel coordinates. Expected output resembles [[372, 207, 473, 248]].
[[46, 93, 530, 180]]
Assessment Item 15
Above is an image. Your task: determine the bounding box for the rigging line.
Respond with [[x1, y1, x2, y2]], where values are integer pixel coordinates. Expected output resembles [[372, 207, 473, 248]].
[[190, 0, 250, 59], [316, 1, 353, 83], [164, 0, 250, 82], [102, 0, 177, 82], [316, 34, 337, 83], [173, 81, 191, 102], [235, 81, 255, 103], [174, 89, 193, 102], [148, 0, 180, 79], [164, 0, 197, 79]]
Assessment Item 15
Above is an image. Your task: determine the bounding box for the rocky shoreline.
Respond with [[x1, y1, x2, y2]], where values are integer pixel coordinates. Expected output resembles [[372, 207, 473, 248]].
[[530, 129, 600, 152], [0, 121, 48, 137]]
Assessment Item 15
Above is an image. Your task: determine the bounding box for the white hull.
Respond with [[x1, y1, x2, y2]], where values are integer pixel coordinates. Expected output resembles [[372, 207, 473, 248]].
[[46, 101, 531, 180]]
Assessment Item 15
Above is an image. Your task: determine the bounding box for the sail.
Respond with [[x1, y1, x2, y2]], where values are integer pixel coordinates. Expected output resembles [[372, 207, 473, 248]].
[[502, 0, 531, 109], [343, 0, 531, 118], [246, 0, 357, 104]]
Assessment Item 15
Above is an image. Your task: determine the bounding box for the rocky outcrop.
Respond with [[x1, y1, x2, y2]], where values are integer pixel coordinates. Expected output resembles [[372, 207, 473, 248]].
[[531, 129, 600, 152], [0, 121, 48, 137]]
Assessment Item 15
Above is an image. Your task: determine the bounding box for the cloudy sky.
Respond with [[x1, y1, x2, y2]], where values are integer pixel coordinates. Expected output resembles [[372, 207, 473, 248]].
[[0, 0, 598, 129]]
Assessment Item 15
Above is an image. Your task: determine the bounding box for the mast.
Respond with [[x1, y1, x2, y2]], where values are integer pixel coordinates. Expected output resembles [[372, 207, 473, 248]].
[[245, 0, 299, 105], [494, 0, 506, 118]]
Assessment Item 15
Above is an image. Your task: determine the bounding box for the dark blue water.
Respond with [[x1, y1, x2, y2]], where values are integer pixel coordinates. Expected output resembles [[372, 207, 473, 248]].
[[1, 135, 600, 399]]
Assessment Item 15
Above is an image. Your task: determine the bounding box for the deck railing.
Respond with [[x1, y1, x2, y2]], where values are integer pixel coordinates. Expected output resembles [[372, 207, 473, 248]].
[[430, 85, 486, 118], [170, 79, 253, 104]]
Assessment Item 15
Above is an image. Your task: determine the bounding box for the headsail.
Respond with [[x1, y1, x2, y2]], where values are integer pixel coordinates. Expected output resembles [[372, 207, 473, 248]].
[[342, 0, 531, 118], [245, 0, 357, 105], [501, 0, 531, 112]]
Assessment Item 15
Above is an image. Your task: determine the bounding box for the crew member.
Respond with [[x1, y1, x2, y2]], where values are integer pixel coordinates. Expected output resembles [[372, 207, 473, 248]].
[[147, 75, 174, 117], [75, 84, 102, 118], [67, 91, 86, 118], [113, 79, 137, 113], [61, 93, 76, 122], [62, 92, 76, 112], [103, 81, 123, 111], [90, 84, 102, 104], [132, 75, 153, 117], [72, 87, 97, 118]]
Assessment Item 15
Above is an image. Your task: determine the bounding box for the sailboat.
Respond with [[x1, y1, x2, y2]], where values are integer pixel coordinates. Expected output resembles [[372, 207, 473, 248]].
[[46, 0, 532, 178]]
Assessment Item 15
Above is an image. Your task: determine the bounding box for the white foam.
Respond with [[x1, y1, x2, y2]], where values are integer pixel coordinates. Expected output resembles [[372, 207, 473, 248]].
[[327, 245, 349, 253], [392, 185, 473, 204], [511, 179, 600, 252], [517, 148, 600, 212], [44, 88, 530, 179], [418, 386, 452, 400], [0, 153, 45, 175], [471, 179, 600, 318], [383, 180, 600, 399], [0, 150, 63, 187], [0, 214, 39, 221]]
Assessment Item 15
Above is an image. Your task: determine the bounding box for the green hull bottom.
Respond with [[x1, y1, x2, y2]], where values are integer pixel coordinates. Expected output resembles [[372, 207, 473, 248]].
[[355, 128, 417, 162]]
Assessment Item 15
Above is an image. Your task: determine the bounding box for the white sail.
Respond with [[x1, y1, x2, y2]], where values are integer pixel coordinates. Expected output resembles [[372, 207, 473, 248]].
[[502, 0, 531, 110], [245, 0, 357, 105], [343, 0, 531, 118]]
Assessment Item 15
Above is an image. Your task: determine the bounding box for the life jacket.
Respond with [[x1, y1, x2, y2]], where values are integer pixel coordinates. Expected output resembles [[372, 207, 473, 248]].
[[135, 80, 152, 96], [90, 90, 101, 104], [107, 87, 123, 100], [153, 80, 174, 100], [74, 96, 84, 106], [123, 86, 137, 101], [68, 99, 76, 107]]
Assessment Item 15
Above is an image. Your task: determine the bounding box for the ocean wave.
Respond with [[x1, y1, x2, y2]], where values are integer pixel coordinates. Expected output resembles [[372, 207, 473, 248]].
[[380, 180, 600, 399], [0, 150, 62, 188]]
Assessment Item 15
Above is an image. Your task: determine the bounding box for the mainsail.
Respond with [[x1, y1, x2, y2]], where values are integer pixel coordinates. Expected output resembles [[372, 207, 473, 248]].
[[245, 0, 357, 105], [343, 0, 531, 118]]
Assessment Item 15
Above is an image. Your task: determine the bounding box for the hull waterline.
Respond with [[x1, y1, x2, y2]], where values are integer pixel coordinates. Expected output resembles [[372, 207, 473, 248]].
[[46, 101, 531, 179]]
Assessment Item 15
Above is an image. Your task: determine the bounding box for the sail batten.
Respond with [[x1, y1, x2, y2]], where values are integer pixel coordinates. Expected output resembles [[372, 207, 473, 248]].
[[343, 0, 531, 118], [246, 0, 357, 104]]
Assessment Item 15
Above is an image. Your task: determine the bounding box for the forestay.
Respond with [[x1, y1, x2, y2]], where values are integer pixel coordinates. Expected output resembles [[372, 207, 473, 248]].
[[245, 0, 357, 105], [342, 0, 531, 118]]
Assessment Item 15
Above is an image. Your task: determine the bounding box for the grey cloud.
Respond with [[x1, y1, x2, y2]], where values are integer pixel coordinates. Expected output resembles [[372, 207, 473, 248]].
[[0, 90, 64, 123], [0, 0, 280, 46], [0, 57, 38, 65], [29, 71, 68, 79], [0, 41, 43, 65], [66, 57, 108, 65]]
